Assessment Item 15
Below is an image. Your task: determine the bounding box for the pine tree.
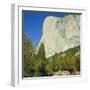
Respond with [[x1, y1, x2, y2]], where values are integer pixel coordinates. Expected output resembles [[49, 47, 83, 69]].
[[34, 43, 47, 76], [24, 34, 35, 77]]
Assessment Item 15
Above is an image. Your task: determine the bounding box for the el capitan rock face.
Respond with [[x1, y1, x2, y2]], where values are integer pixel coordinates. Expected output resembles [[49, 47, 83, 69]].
[[37, 15, 80, 57]]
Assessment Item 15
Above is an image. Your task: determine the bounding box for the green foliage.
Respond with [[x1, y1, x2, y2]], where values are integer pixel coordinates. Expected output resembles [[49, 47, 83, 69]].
[[75, 54, 80, 71], [49, 47, 80, 74], [50, 53, 61, 72], [63, 46, 80, 56], [34, 43, 46, 76], [24, 35, 35, 77], [24, 34, 80, 77], [33, 43, 53, 76], [61, 56, 76, 72]]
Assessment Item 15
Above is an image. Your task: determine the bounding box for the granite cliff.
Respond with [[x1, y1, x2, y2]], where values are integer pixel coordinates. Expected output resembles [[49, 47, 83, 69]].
[[37, 15, 80, 57]]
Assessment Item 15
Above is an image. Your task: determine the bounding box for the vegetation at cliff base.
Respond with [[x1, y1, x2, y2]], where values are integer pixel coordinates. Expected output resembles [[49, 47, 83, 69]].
[[24, 35, 80, 77]]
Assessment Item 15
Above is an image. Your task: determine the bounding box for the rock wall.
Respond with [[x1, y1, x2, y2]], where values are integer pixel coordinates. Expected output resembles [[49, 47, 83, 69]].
[[37, 15, 80, 57]]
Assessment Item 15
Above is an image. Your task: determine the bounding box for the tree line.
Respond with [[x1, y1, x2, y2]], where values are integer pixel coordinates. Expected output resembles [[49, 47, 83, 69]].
[[24, 35, 80, 77]]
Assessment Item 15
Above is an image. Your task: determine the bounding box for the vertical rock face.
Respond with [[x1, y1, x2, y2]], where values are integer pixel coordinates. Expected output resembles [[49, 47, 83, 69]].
[[37, 15, 80, 57]]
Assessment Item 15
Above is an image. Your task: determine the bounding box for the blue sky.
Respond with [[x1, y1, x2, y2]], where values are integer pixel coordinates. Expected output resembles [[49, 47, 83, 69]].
[[23, 11, 67, 47]]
